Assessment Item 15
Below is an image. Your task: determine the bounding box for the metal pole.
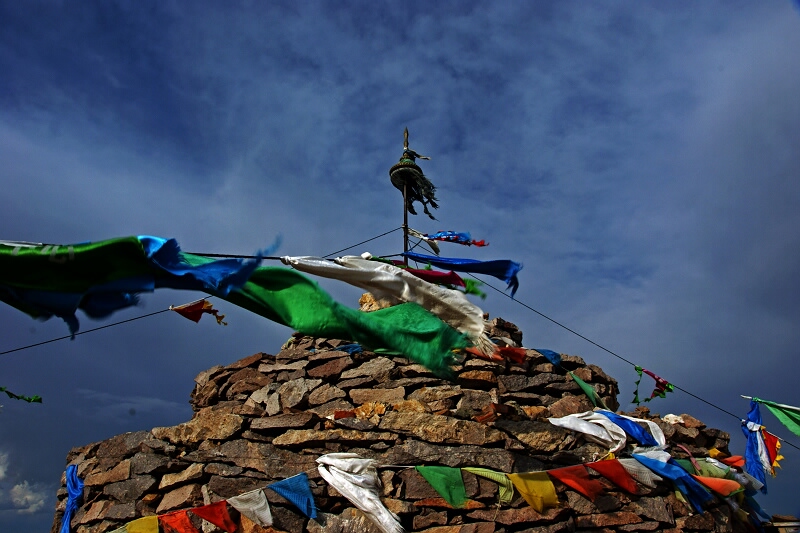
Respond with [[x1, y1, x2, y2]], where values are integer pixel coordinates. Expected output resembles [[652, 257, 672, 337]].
[[403, 182, 409, 266]]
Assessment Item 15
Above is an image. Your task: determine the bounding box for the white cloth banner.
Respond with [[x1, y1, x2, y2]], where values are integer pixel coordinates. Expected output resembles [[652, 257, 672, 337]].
[[316, 453, 403, 533], [617, 458, 664, 488], [228, 488, 273, 527], [547, 411, 628, 453], [282, 255, 492, 353]]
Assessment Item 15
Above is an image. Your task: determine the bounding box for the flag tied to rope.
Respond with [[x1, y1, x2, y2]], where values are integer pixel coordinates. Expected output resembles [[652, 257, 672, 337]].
[[632, 366, 673, 405], [0, 386, 42, 403], [752, 396, 800, 438], [423, 231, 488, 247], [402, 251, 522, 297], [170, 299, 227, 325]]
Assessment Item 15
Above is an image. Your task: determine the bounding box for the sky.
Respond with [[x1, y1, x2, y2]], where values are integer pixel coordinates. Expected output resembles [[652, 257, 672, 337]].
[[1, 1, 799, 530]]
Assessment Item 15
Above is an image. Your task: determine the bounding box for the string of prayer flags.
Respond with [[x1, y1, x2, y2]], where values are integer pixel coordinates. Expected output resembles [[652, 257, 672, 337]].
[[0, 386, 42, 403], [158, 510, 199, 533], [461, 467, 515, 505], [59, 465, 83, 533], [415, 465, 468, 508], [691, 476, 743, 497], [632, 455, 714, 513], [402, 251, 522, 297], [597, 411, 665, 448], [222, 267, 469, 377], [317, 453, 403, 533], [548, 411, 628, 454], [190, 501, 237, 533], [407, 228, 440, 255], [267, 472, 317, 519], [632, 366, 674, 405], [585, 459, 639, 494], [752, 396, 800, 437], [506, 472, 558, 513], [533, 348, 562, 366], [423, 231, 488, 247], [569, 371, 608, 409], [741, 401, 770, 493], [170, 299, 227, 325], [547, 465, 604, 501], [227, 489, 273, 527], [110, 516, 159, 533]]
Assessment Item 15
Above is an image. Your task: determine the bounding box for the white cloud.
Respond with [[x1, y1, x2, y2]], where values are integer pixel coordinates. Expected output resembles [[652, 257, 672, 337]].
[[9, 481, 46, 514]]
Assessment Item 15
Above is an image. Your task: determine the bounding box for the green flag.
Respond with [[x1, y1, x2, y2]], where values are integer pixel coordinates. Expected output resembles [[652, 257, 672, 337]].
[[223, 267, 469, 376], [569, 371, 608, 409], [415, 466, 467, 508], [754, 397, 800, 438]]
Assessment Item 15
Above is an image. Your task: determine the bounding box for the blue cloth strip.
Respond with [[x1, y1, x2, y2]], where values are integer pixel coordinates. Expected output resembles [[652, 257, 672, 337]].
[[533, 348, 562, 366], [59, 464, 84, 533], [597, 410, 660, 447], [267, 472, 317, 519], [742, 401, 768, 494], [632, 455, 713, 513], [402, 251, 522, 296]]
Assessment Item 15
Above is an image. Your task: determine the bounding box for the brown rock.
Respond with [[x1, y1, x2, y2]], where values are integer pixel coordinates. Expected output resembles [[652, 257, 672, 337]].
[[680, 413, 706, 429], [250, 412, 317, 431], [546, 395, 594, 419], [130, 452, 170, 475], [350, 387, 405, 405], [151, 407, 243, 445], [408, 385, 463, 403], [457, 370, 498, 389], [413, 510, 448, 529], [337, 376, 377, 389], [79, 501, 112, 524], [308, 383, 347, 406], [307, 398, 355, 418], [379, 412, 504, 445], [467, 506, 569, 525], [618, 522, 662, 531], [414, 520, 494, 532], [103, 502, 136, 521], [103, 475, 157, 501], [278, 378, 323, 409], [204, 462, 244, 477], [273, 429, 397, 447], [386, 440, 516, 471], [156, 483, 203, 513], [412, 498, 485, 510], [624, 498, 674, 524], [341, 357, 395, 380], [159, 462, 204, 490], [84, 459, 131, 486], [307, 356, 353, 379], [576, 512, 643, 528], [227, 352, 266, 369], [207, 475, 266, 498], [676, 512, 715, 530], [392, 399, 432, 413], [494, 419, 573, 452]]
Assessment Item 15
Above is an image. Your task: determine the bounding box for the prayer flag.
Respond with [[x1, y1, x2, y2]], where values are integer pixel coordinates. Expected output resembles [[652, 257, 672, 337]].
[[415, 466, 468, 508], [461, 467, 515, 505], [59, 465, 83, 533], [533, 349, 562, 366], [762, 430, 783, 475], [190, 501, 236, 533], [569, 372, 607, 409], [632, 455, 713, 513], [632, 366, 673, 405], [223, 266, 469, 376], [159, 510, 199, 533], [0, 386, 42, 403], [617, 458, 663, 488], [402, 251, 522, 297], [228, 489, 272, 527], [423, 231, 488, 247], [547, 465, 604, 501], [267, 472, 317, 519], [753, 397, 800, 438], [506, 472, 558, 513], [691, 475, 743, 497], [597, 411, 662, 447], [741, 401, 769, 493], [170, 299, 227, 325], [586, 459, 638, 494], [123, 516, 159, 533], [548, 411, 628, 454]]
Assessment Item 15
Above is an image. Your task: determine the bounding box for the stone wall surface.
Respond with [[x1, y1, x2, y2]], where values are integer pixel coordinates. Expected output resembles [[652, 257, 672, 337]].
[[51, 318, 744, 533]]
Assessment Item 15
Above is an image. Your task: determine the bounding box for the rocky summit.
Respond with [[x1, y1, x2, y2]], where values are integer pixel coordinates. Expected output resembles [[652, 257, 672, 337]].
[[52, 317, 742, 533]]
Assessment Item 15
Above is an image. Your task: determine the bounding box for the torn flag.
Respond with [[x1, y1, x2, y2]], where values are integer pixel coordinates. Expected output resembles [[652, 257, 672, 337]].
[[170, 299, 227, 325], [424, 231, 488, 247], [402, 251, 522, 297], [632, 366, 674, 405]]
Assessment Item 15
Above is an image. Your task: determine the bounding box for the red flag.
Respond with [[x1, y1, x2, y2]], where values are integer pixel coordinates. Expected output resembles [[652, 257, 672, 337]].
[[170, 299, 227, 325], [191, 501, 237, 533], [762, 430, 783, 475], [405, 268, 466, 287], [547, 465, 604, 501], [159, 510, 200, 533], [720, 455, 746, 468], [586, 459, 638, 494]]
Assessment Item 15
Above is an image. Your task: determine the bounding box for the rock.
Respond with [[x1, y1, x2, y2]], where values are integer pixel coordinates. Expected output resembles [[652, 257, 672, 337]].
[[103, 475, 157, 502], [103, 502, 136, 521], [379, 412, 504, 445], [151, 408, 243, 445], [307, 356, 354, 379], [392, 399, 432, 413], [308, 399, 355, 418], [494, 419, 573, 452], [624, 498, 674, 524], [575, 512, 643, 528], [273, 429, 397, 447], [227, 352, 266, 369], [340, 357, 395, 380], [156, 483, 203, 513], [350, 387, 405, 405], [207, 476, 266, 498], [204, 463, 244, 477], [337, 376, 377, 390], [158, 462, 204, 490], [413, 510, 448, 528], [130, 453, 170, 475], [546, 395, 594, 418], [457, 370, 498, 389], [385, 440, 516, 471], [79, 501, 112, 524], [278, 378, 323, 409], [250, 413, 317, 431], [466, 506, 569, 525], [84, 460, 131, 486], [308, 383, 347, 406], [676, 512, 715, 531]]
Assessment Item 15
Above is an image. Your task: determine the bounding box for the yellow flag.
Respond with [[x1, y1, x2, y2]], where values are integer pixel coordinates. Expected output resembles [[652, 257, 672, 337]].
[[506, 472, 558, 513]]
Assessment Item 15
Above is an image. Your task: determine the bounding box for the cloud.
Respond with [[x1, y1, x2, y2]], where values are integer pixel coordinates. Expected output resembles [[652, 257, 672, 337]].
[[8, 482, 46, 514], [0, 452, 7, 481]]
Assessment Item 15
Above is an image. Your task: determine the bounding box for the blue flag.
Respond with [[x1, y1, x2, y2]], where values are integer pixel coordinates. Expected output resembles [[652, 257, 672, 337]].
[[267, 472, 317, 519], [402, 251, 522, 296]]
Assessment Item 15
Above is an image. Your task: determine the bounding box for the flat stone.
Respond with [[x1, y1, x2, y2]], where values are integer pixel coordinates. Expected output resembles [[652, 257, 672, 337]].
[[559, 354, 586, 368], [385, 439, 516, 471], [156, 483, 203, 513], [204, 463, 244, 477], [337, 376, 377, 389], [307, 356, 353, 379], [467, 506, 569, 525], [308, 384, 347, 406], [408, 385, 463, 403], [416, 524, 495, 533], [308, 508, 383, 533], [392, 399, 432, 413], [227, 352, 266, 369], [379, 411, 504, 445], [95, 431, 151, 462], [151, 407, 243, 445], [457, 370, 498, 389], [307, 398, 355, 418], [618, 522, 662, 532], [680, 413, 706, 429], [273, 429, 397, 447], [130, 452, 170, 475], [103, 475, 157, 502], [412, 497, 486, 510], [676, 512, 715, 531], [308, 349, 352, 362], [207, 475, 266, 499], [340, 357, 395, 379], [250, 412, 316, 430], [350, 387, 405, 405], [159, 462, 204, 490], [261, 360, 309, 373], [79, 501, 112, 523], [194, 364, 225, 387], [494, 419, 573, 452], [623, 498, 674, 524], [103, 502, 136, 521], [575, 512, 643, 528], [547, 395, 594, 418], [84, 459, 131, 486], [413, 510, 448, 529], [264, 391, 282, 416], [278, 378, 323, 409]]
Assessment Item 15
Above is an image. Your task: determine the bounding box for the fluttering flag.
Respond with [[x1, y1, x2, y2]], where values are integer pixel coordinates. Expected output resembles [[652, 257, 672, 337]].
[[632, 366, 674, 405], [547, 465, 604, 501], [159, 510, 199, 533], [752, 397, 800, 437], [617, 458, 663, 488], [227, 489, 273, 527], [267, 472, 317, 519], [586, 460, 638, 494], [170, 299, 227, 325], [402, 251, 522, 297], [569, 372, 607, 409], [506, 472, 558, 513], [0, 386, 42, 403], [404, 268, 466, 288], [533, 348, 562, 366], [423, 231, 488, 247], [415, 466, 468, 509], [0, 236, 263, 336], [461, 467, 515, 505], [59, 465, 83, 533], [222, 267, 469, 377], [281, 255, 492, 356], [597, 411, 665, 448], [741, 401, 769, 493], [632, 455, 714, 513], [317, 453, 403, 533], [691, 475, 743, 497], [109, 516, 159, 533], [548, 411, 628, 454], [190, 501, 236, 533], [762, 430, 783, 475]]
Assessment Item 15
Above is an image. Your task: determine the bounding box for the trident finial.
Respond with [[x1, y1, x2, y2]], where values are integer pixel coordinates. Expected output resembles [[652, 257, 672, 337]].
[[404, 127, 409, 150]]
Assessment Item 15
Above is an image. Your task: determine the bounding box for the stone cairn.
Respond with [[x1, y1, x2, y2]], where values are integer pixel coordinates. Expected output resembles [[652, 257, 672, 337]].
[[52, 317, 741, 533]]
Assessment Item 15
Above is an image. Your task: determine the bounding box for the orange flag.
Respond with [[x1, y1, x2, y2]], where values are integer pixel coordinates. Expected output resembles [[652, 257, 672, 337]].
[[170, 299, 227, 325], [159, 510, 200, 533], [691, 475, 743, 497], [547, 465, 604, 501], [191, 501, 237, 533], [586, 459, 638, 494]]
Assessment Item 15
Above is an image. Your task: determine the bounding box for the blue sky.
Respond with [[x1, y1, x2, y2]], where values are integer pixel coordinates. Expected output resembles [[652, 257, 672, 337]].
[[1, 1, 799, 530]]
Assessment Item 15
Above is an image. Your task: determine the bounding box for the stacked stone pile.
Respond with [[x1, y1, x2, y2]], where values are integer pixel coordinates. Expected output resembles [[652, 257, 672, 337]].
[[52, 318, 740, 533]]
